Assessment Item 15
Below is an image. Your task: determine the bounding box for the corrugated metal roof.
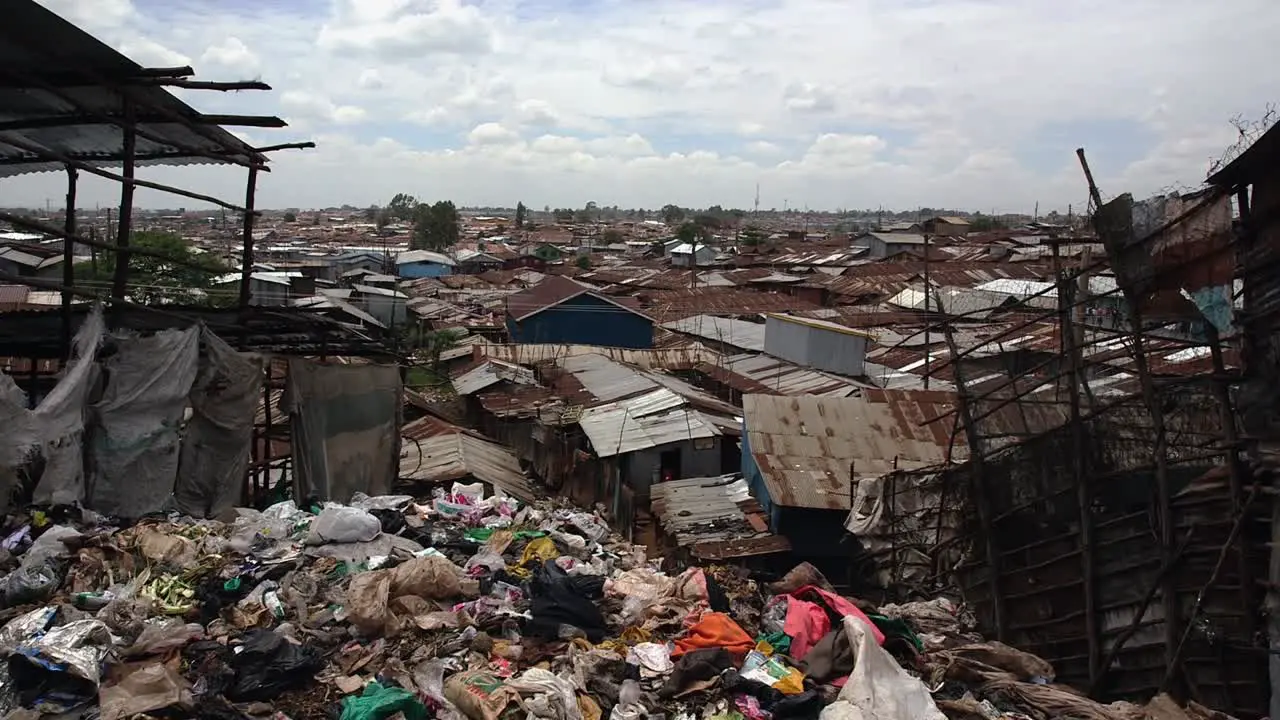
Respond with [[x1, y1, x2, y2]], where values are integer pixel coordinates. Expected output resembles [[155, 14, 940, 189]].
[[561, 352, 656, 402], [579, 388, 719, 457], [0, 2, 271, 177], [650, 474, 790, 558], [743, 391, 966, 510], [506, 275, 650, 322], [452, 358, 539, 396], [716, 353, 862, 397], [396, 250, 456, 266], [661, 315, 767, 352], [400, 419, 533, 501]]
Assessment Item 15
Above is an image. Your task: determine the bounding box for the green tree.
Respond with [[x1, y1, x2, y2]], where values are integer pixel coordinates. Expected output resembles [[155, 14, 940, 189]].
[[387, 193, 418, 221], [740, 224, 766, 246], [413, 200, 460, 250], [282, 211, 297, 223], [602, 228, 624, 244], [74, 230, 228, 305], [968, 213, 1008, 232], [576, 255, 591, 270], [515, 201, 527, 230], [661, 204, 685, 226], [553, 208, 575, 223], [677, 221, 709, 245]]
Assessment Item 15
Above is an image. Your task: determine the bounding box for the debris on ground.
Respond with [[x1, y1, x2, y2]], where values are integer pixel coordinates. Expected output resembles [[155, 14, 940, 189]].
[[0, 484, 1237, 720]]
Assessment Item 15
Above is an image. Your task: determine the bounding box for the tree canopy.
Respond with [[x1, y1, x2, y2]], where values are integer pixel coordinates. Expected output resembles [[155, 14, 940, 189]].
[[73, 230, 228, 305], [412, 200, 460, 250], [386, 193, 418, 221], [661, 204, 685, 225], [515, 201, 527, 230]]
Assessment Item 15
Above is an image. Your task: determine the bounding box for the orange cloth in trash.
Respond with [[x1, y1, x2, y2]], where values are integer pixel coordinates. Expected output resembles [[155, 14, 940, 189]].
[[671, 612, 756, 662]]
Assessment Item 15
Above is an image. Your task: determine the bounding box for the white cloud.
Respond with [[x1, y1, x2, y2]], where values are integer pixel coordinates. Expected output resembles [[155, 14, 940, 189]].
[[15, 0, 1279, 214], [280, 91, 365, 126], [200, 37, 260, 77], [783, 82, 836, 113], [357, 69, 385, 91], [116, 37, 190, 67], [467, 122, 521, 146], [318, 0, 493, 58]]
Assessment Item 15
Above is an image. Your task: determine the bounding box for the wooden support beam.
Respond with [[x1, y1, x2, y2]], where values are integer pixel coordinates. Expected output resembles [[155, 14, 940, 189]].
[[0, 134, 257, 214], [239, 167, 259, 309], [0, 113, 287, 131], [253, 141, 317, 153], [60, 165, 77, 358], [134, 78, 272, 91], [111, 114, 136, 306], [132, 66, 195, 79], [0, 65, 263, 171]]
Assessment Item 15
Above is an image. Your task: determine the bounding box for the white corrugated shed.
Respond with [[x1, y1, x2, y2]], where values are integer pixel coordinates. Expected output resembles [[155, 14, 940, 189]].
[[661, 315, 767, 353], [578, 388, 720, 457], [453, 359, 538, 396]]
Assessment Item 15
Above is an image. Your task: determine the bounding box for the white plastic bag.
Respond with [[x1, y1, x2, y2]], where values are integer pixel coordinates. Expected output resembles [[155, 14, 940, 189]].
[[819, 616, 947, 720], [305, 506, 381, 545]]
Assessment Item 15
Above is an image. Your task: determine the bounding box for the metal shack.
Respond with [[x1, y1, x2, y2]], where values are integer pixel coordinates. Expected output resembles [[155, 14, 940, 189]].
[[763, 313, 871, 376]]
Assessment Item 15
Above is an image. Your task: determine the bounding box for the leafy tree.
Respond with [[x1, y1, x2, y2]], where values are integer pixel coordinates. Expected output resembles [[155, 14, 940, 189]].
[[968, 213, 1008, 232], [543, 205, 551, 213], [661, 204, 685, 225], [576, 255, 591, 270], [412, 200, 460, 250], [553, 208, 575, 223], [282, 211, 297, 223], [740, 225, 767, 246], [677, 221, 710, 246], [515, 201, 527, 230], [693, 213, 722, 230], [387, 193, 418, 221], [602, 228, 624, 244], [74, 230, 228, 305]]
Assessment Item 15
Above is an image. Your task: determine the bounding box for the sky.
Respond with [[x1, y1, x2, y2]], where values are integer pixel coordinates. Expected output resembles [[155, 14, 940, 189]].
[[8, 0, 1278, 213]]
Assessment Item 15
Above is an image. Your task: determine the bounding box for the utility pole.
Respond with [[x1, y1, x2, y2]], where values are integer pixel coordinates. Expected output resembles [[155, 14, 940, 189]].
[[923, 232, 931, 389]]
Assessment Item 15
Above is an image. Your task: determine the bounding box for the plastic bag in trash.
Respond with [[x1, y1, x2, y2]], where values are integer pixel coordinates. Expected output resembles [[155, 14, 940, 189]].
[[124, 618, 205, 658], [7, 617, 116, 713], [340, 681, 429, 720], [505, 668, 583, 720], [99, 663, 193, 720], [20, 525, 81, 568], [1, 560, 63, 607], [305, 506, 382, 545], [227, 629, 325, 701], [349, 492, 415, 512]]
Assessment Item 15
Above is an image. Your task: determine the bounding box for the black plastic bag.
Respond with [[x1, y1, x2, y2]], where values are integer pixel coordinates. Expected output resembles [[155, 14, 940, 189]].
[[368, 508, 406, 535], [227, 630, 324, 701], [525, 560, 607, 642]]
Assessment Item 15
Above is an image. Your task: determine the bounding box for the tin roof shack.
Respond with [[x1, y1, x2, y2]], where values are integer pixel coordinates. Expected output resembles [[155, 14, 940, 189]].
[[399, 414, 533, 501], [649, 474, 791, 565], [924, 216, 972, 236], [740, 390, 962, 580], [855, 232, 929, 259], [669, 243, 717, 268], [506, 275, 655, 349], [763, 313, 872, 376], [395, 250, 456, 278], [351, 283, 409, 327]]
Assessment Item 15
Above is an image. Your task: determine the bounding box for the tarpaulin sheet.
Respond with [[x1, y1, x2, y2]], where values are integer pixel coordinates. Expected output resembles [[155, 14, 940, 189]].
[[2, 305, 106, 507], [88, 326, 199, 517], [286, 359, 401, 503], [175, 327, 263, 518]]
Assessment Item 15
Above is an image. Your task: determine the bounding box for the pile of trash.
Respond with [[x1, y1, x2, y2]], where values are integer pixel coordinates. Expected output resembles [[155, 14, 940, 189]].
[[0, 483, 1240, 720]]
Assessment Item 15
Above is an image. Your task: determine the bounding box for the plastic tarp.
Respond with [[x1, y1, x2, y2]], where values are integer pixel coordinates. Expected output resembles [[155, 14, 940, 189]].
[[175, 327, 263, 518], [0, 373, 34, 513], [0, 305, 106, 507], [819, 616, 946, 720], [287, 359, 401, 503], [88, 326, 199, 517]]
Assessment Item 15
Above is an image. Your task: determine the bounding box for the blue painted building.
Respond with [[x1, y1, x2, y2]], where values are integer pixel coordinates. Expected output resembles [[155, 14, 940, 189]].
[[394, 249, 456, 278], [505, 275, 654, 348]]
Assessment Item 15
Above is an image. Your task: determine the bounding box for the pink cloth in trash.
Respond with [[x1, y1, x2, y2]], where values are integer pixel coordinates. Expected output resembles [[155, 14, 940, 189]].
[[786, 585, 885, 656]]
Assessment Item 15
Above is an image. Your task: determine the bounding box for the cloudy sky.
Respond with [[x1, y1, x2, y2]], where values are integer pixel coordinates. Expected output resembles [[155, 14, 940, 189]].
[[11, 0, 1278, 213]]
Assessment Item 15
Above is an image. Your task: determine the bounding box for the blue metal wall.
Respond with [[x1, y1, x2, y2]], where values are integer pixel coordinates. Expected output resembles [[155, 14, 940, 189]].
[[506, 294, 653, 348], [739, 420, 781, 528], [397, 261, 454, 278]]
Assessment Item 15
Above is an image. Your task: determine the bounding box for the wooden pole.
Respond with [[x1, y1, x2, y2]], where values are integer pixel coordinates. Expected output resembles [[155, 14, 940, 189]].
[[1078, 146, 1184, 696], [239, 167, 259, 309], [60, 166, 77, 358], [0, 134, 255, 214], [110, 108, 136, 309]]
